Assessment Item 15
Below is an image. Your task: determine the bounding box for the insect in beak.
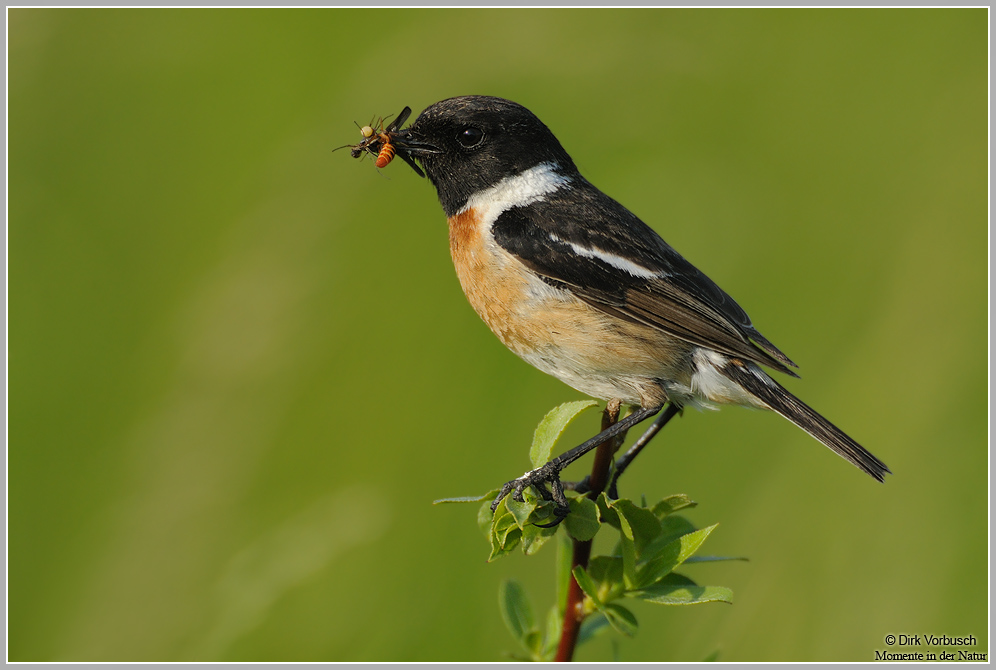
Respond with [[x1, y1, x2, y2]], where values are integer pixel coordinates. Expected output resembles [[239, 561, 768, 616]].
[[335, 106, 432, 178]]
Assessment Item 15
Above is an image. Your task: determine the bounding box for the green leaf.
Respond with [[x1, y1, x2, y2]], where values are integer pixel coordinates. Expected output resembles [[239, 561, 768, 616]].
[[555, 533, 573, 616], [506, 496, 536, 530], [498, 579, 535, 644], [571, 565, 604, 609], [641, 514, 698, 558], [683, 555, 749, 564], [651, 494, 698, 518], [529, 400, 599, 468], [521, 519, 558, 556], [523, 630, 544, 658], [489, 529, 521, 561], [605, 499, 644, 589], [586, 555, 624, 588], [602, 603, 639, 636], [433, 492, 497, 504], [672, 524, 718, 567], [491, 509, 515, 536], [478, 498, 498, 537], [637, 541, 680, 588], [577, 612, 612, 647], [596, 492, 618, 529], [499, 520, 521, 546], [488, 533, 508, 563], [619, 523, 638, 589], [543, 605, 562, 660], [658, 514, 698, 542], [563, 496, 600, 542], [650, 572, 696, 587], [629, 573, 734, 606], [637, 523, 718, 588], [608, 498, 662, 555], [587, 555, 625, 604], [488, 509, 522, 561]]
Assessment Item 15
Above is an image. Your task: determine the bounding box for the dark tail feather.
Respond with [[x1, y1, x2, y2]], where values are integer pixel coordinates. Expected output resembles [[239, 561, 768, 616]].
[[723, 360, 891, 482]]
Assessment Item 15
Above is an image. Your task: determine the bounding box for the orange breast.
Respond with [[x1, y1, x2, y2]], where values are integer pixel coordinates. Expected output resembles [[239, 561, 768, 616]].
[[448, 208, 534, 352]]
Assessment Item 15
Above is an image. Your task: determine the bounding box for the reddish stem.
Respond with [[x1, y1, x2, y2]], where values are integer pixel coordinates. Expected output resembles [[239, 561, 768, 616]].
[[554, 400, 625, 662]]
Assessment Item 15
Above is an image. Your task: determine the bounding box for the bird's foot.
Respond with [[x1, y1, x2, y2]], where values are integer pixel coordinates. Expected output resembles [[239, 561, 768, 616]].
[[490, 461, 571, 527]]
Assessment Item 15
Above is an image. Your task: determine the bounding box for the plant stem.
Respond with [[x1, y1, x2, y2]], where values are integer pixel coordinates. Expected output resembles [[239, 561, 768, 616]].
[[555, 399, 626, 662]]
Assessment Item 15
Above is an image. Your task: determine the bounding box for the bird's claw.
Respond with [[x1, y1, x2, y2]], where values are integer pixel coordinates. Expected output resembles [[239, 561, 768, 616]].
[[490, 463, 572, 524]]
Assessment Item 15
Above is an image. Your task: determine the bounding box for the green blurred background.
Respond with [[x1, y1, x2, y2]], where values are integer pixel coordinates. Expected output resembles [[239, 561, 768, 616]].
[[8, 8, 987, 662]]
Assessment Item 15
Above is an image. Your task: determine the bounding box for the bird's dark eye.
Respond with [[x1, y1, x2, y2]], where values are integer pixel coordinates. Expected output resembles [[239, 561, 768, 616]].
[[456, 126, 485, 148]]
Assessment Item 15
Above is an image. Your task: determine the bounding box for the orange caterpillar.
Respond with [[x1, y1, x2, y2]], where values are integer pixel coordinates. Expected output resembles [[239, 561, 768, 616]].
[[375, 139, 396, 168]]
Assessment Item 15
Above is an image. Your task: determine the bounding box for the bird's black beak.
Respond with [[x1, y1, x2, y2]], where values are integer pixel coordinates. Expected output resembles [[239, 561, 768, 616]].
[[392, 129, 441, 155], [391, 129, 441, 179]]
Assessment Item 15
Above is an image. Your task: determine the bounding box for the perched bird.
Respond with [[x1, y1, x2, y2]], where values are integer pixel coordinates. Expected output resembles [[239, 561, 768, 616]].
[[389, 95, 889, 520]]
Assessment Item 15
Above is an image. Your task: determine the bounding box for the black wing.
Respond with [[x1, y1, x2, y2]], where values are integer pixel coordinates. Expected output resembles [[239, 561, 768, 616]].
[[491, 181, 799, 376], [385, 106, 412, 133]]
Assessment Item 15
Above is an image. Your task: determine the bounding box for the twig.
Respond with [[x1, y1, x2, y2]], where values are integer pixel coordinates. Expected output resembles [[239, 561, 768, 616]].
[[554, 399, 628, 662]]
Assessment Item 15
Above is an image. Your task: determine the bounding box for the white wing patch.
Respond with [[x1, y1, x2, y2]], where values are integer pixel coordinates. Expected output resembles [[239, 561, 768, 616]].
[[547, 233, 661, 279]]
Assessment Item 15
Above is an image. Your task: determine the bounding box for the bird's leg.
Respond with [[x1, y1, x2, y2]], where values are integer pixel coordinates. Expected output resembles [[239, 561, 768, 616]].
[[607, 402, 681, 499], [491, 404, 663, 523], [562, 400, 627, 494]]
